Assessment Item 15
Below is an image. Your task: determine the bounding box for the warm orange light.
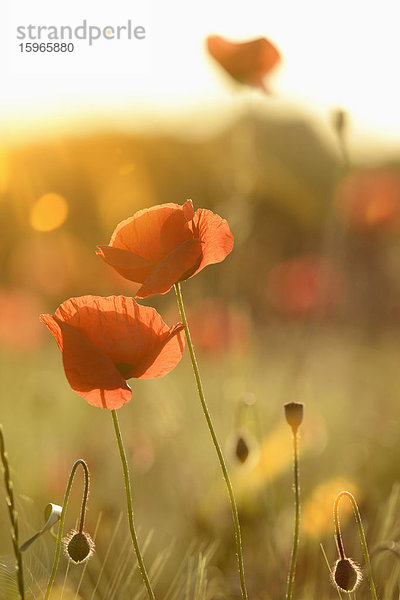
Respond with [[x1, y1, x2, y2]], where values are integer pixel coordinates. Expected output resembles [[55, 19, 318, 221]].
[[302, 478, 359, 538], [0, 147, 10, 194], [30, 193, 69, 232]]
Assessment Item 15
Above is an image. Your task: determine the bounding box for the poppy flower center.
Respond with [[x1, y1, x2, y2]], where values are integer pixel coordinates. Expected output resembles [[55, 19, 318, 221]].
[[116, 362, 133, 378]]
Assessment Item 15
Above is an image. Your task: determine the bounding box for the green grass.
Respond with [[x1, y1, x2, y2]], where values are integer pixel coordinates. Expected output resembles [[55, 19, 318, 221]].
[[2, 322, 400, 599]]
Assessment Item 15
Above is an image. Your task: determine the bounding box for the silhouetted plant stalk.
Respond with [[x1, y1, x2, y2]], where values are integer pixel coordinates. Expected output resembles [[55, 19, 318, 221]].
[[0, 425, 25, 600], [174, 282, 249, 600], [111, 409, 156, 600], [284, 402, 304, 600], [333, 490, 378, 599], [332, 108, 350, 168], [45, 459, 92, 600]]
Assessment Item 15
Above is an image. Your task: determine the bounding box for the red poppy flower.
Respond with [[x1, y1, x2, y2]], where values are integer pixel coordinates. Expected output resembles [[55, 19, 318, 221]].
[[40, 295, 185, 409], [187, 299, 250, 356], [266, 255, 343, 317], [335, 169, 400, 232], [96, 200, 234, 298], [206, 35, 281, 89]]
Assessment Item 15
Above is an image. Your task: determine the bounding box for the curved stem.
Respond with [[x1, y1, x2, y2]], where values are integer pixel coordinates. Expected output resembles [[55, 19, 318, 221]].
[[0, 425, 25, 600], [174, 282, 249, 600], [78, 462, 90, 534], [111, 410, 156, 600], [334, 491, 378, 600], [286, 430, 300, 600], [45, 459, 89, 600]]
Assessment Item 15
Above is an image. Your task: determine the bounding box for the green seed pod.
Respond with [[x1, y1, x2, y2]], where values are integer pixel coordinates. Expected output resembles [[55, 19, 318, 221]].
[[332, 557, 362, 592], [64, 530, 94, 564]]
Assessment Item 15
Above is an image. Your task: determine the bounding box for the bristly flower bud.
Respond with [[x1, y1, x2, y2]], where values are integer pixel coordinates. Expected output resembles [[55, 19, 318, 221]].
[[284, 402, 304, 433], [332, 557, 362, 592], [63, 530, 95, 564]]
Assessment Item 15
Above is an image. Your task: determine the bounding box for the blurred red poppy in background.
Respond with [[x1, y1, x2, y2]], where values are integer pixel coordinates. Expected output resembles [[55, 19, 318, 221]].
[[266, 255, 343, 317], [206, 35, 281, 89], [9, 233, 103, 298], [187, 299, 250, 356], [41, 296, 185, 409], [335, 168, 400, 232], [97, 200, 234, 298], [0, 288, 44, 352]]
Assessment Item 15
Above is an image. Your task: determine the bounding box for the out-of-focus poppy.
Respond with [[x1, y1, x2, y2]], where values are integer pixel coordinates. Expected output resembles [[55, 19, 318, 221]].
[[10, 234, 104, 298], [335, 169, 400, 232], [187, 298, 250, 356], [96, 200, 234, 298], [40, 295, 185, 409], [0, 288, 44, 352], [206, 35, 281, 89], [266, 255, 343, 317]]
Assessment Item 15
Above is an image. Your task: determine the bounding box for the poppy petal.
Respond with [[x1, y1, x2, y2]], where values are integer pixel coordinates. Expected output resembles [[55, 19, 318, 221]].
[[109, 203, 192, 263], [190, 209, 234, 277], [182, 199, 195, 221], [41, 314, 131, 409], [40, 313, 64, 351], [136, 239, 202, 298], [207, 35, 280, 88], [128, 323, 185, 378], [96, 245, 154, 283]]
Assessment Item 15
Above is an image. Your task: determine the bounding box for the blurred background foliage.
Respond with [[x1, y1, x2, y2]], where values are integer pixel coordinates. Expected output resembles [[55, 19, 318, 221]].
[[2, 35, 400, 599]]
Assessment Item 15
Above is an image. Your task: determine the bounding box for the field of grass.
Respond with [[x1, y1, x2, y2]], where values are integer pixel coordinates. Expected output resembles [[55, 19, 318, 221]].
[[2, 308, 400, 598]]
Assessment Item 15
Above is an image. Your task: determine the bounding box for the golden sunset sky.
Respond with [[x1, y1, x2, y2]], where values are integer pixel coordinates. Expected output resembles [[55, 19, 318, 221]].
[[1, 0, 399, 155]]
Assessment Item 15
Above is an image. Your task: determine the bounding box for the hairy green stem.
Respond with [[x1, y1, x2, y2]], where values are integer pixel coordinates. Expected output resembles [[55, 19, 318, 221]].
[[111, 410, 156, 600], [286, 430, 300, 600], [45, 459, 90, 600], [334, 491, 378, 600], [0, 425, 25, 600], [174, 282, 249, 600]]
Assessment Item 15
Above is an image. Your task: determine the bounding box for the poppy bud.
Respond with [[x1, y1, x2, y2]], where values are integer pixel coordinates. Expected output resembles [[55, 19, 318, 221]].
[[235, 435, 250, 464], [284, 402, 304, 433], [332, 108, 347, 136], [332, 557, 361, 592], [64, 530, 94, 564]]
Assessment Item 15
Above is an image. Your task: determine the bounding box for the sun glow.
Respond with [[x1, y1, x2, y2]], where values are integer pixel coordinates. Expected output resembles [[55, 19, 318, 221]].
[[1, 0, 400, 150]]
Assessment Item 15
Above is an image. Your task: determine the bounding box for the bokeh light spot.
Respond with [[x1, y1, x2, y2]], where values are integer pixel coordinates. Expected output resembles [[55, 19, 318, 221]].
[[30, 193, 69, 232]]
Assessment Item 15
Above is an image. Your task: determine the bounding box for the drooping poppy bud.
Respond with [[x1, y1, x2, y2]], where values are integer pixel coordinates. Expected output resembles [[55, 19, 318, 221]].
[[64, 530, 95, 564], [332, 557, 362, 592]]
